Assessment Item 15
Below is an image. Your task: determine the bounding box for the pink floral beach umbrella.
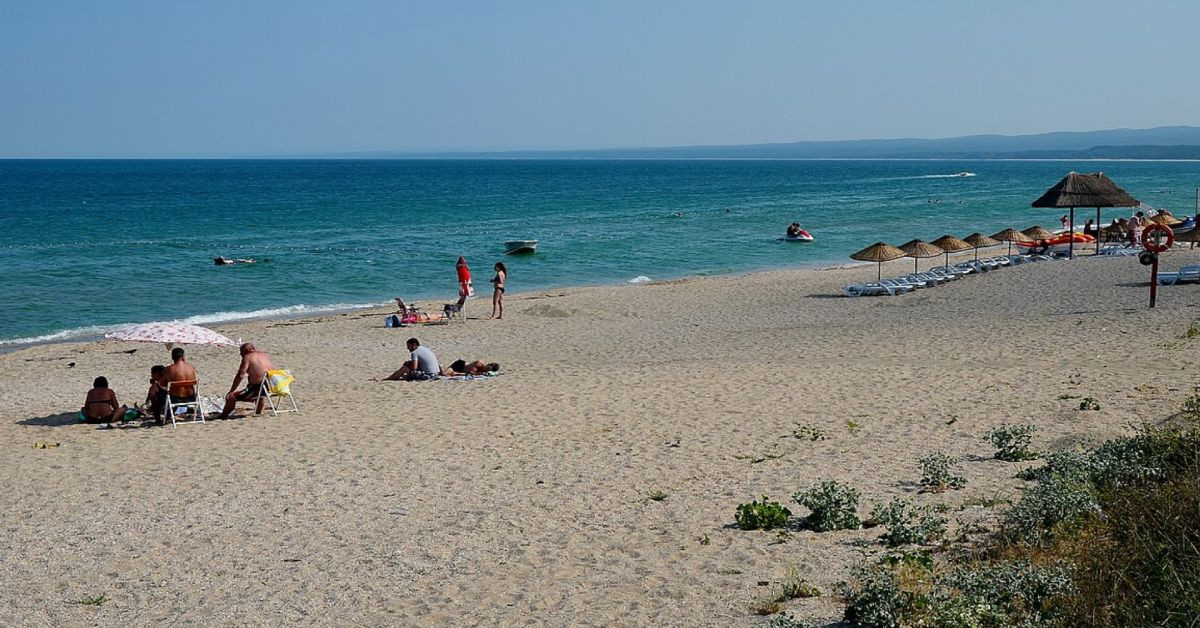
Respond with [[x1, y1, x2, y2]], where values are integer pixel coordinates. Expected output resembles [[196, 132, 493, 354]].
[[105, 322, 239, 347]]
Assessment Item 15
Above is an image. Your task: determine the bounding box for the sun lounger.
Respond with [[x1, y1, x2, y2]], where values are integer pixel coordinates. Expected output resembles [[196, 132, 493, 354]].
[[1159, 265, 1200, 285], [892, 276, 928, 289], [912, 272, 948, 285], [844, 282, 901, 297], [879, 279, 916, 293]]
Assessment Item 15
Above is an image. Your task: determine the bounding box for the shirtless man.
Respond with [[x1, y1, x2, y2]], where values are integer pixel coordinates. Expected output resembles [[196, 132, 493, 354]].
[[218, 343, 274, 418], [158, 347, 198, 424]]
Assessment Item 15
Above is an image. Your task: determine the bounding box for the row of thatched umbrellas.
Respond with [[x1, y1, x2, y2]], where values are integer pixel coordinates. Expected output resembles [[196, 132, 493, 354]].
[[851, 226, 1053, 280]]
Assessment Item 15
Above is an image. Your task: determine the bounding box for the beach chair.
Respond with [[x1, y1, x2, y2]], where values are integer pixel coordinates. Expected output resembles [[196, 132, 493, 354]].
[[893, 275, 928, 289], [913, 272, 948, 285], [878, 279, 915, 293], [842, 283, 883, 297], [258, 369, 299, 417], [165, 380, 203, 428]]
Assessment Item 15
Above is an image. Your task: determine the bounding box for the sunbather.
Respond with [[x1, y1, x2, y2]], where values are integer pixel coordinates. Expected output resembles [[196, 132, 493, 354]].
[[218, 343, 274, 418], [442, 359, 500, 376], [81, 376, 129, 424]]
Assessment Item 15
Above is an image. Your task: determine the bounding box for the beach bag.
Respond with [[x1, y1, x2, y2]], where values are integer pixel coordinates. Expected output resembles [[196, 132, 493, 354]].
[[266, 369, 295, 395]]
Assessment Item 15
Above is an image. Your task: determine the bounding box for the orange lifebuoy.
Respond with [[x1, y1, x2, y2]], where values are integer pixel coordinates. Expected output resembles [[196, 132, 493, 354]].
[[1142, 223, 1174, 253]]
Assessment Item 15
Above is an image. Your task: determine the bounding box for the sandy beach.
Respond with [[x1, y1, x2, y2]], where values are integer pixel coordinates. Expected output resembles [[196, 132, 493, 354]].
[[2, 250, 1197, 625]]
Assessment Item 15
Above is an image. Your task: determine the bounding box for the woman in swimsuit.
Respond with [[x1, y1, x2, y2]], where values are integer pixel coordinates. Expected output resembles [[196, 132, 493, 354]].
[[490, 261, 507, 320], [441, 359, 501, 376], [81, 376, 129, 424]]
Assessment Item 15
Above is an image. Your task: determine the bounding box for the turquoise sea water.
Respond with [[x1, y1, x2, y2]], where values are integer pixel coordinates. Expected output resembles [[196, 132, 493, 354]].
[[1, 159, 1196, 345]]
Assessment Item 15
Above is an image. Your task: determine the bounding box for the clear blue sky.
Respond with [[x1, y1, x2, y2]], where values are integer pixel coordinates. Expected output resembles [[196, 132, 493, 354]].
[[2, 0, 1198, 157]]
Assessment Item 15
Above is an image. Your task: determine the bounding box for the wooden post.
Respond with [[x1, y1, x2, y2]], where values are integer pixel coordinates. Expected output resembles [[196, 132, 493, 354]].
[[1096, 207, 1102, 255]]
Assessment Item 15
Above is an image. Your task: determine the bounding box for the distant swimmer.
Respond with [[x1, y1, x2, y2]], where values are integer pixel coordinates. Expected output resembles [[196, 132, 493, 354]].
[[671, 211, 683, 218], [214, 257, 264, 266]]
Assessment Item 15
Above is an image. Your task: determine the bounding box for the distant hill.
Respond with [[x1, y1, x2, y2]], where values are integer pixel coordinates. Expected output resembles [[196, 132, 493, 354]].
[[343, 126, 1200, 159]]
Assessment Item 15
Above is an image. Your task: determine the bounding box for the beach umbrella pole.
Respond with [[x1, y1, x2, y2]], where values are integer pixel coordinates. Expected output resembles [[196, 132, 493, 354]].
[[1096, 207, 1102, 254]]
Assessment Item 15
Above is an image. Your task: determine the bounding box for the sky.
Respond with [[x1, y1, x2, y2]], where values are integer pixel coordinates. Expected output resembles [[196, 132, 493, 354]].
[[2, 0, 1199, 157]]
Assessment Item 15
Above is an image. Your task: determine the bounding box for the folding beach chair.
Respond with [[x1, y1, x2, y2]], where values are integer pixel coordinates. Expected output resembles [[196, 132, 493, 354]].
[[166, 379, 204, 427], [258, 369, 299, 417]]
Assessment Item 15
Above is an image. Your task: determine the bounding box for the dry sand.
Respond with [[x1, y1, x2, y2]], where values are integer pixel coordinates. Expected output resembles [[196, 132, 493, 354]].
[[2, 251, 1198, 625]]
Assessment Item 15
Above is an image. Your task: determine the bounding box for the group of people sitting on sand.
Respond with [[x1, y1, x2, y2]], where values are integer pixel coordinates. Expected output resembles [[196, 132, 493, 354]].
[[373, 337, 500, 382], [80, 343, 277, 426]]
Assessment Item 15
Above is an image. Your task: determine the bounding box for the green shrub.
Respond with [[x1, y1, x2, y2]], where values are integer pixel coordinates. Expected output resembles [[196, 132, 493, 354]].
[[1001, 473, 1099, 545], [778, 566, 821, 600], [933, 560, 1072, 625], [1182, 395, 1200, 419], [984, 424, 1039, 461], [917, 452, 966, 492], [1078, 397, 1100, 411], [870, 498, 947, 547], [842, 562, 910, 628], [794, 480, 861, 531], [757, 611, 811, 628], [735, 496, 792, 530]]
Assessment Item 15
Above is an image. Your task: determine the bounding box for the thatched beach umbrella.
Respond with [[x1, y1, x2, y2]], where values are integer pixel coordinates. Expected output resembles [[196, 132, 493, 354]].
[[964, 232, 1001, 261], [1022, 225, 1056, 240], [1148, 212, 1184, 226], [992, 228, 1035, 256], [899, 239, 944, 273], [851, 242, 906, 281], [1031, 172, 1140, 257], [931, 235, 973, 268]]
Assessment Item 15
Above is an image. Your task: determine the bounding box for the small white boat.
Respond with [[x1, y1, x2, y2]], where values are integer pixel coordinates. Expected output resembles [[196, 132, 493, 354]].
[[504, 239, 538, 255]]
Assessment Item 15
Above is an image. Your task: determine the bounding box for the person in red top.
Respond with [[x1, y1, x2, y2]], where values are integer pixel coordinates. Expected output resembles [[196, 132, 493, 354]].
[[455, 256, 473, 308]]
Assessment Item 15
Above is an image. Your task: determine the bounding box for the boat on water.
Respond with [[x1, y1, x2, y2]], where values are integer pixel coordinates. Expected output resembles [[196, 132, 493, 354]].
[[504, 239, 538, 255]]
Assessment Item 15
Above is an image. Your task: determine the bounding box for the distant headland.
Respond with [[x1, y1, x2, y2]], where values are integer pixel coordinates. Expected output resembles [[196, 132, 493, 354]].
[[324, 125, 1200, 160]]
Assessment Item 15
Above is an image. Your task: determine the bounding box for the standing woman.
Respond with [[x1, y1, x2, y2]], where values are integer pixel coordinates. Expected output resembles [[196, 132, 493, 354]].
[[455, 256, 473, 308], [490, 261, 507, 319]]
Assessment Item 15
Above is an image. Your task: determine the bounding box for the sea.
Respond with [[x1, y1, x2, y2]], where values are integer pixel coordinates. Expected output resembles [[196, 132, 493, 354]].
[[2, 159, 1197, 347]]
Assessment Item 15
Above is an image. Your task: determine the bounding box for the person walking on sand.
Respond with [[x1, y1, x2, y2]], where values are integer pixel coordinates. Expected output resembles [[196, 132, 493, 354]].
[[217, 343, 274, 418], [490, 261, 506, 319], [455, 256, 473, 308]]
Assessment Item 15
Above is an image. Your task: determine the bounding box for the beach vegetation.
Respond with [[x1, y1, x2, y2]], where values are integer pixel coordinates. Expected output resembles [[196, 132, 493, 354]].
[[750, 597, 783, 616], [839, 420, 1200, 626], [756, 611, 811, 628], [916, 452, 966, 492], [74, 593, 108, 606], [793, 480, 861, 532], [959, 495, 1009, 509], [1181, 394, 1200, 420], [984, 423, 1039, 461], [646, 489, 667, 502], [698, 534, 710, 545], [844, 420, 863, 435], [735, 496, 792, 530], [777, 566, 821, 600], [1078, 397, 1100, 411], [869, 498, 947, 547], [791, 423, 826, 441]]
